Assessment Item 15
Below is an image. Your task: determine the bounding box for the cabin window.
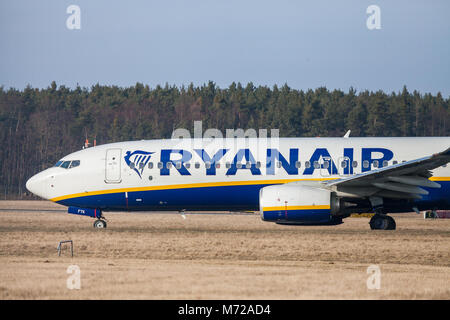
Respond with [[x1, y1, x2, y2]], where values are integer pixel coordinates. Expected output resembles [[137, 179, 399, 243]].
[[185, 163, 191, 169], [305, 161, 311, 168], [393, 160, 398, 165], [382, 160, 388, 167], [166, 162, 172, 169], [256, 161, 261, 169], [139, 162, 145, 170], [363, 160, 369, 169], [148, 162, 153, 169], [69, 160, 80, 168], [341, 161, 347, 168], [313, 161, 320, 169], [195, 162, 200, 169], [225, 162, 231, 169], [373, 160, 379, 168], [176, 162, 182, 169], [352, 161, 358, 168], [276, 161, 282, 168], [157, 162, 163, 169], [205, 162, 211, 169], [295, 161, 301, 168], [236, 163, 243, 169], [215, 163, 221, 169]]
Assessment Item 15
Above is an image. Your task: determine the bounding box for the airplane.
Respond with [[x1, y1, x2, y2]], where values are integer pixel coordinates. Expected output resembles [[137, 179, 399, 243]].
[[25, 136, 450, 230]]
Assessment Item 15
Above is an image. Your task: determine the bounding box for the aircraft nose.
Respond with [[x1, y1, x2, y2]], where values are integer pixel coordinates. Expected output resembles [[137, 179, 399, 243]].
[[26, 172, 50, 199]]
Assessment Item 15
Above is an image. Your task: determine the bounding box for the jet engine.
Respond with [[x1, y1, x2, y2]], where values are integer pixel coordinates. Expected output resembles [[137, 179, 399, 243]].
[[259, 183, 345, 225]]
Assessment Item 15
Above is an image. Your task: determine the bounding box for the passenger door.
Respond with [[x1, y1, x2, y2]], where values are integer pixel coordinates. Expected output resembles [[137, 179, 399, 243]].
[[105, 149, 122, 183]]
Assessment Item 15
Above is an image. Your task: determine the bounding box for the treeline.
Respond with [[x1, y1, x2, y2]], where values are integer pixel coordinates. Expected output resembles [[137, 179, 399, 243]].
[[1, 81, 449, 198]]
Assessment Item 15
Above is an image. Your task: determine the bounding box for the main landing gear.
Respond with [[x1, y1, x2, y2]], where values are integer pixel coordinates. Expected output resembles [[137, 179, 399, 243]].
[[369, 214, 396, 230], [369, 197, 396, 230]]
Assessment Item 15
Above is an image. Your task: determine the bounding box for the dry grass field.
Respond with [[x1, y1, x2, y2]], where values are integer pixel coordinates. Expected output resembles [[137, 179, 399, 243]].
[[0, 200, 449, 300]]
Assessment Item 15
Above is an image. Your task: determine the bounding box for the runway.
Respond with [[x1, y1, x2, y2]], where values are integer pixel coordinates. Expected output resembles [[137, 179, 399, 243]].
[[0, 201, 449, 299]]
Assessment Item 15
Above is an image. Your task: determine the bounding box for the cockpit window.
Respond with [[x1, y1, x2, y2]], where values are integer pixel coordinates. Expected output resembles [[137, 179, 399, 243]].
[[69, 160, 80, 168], [54, 160, 81, 169], [60, 161, 71, 169], [53, 161, 63, 167]]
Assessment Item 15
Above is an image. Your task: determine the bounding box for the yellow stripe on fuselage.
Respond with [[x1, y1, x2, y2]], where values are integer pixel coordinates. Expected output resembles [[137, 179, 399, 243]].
[[263, 205, 331, 211], [429, 177, 450, 181], [50, 178, 332, 202]]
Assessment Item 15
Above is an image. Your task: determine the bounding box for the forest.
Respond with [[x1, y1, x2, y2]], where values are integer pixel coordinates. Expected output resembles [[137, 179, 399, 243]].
[[1, 81, 449, 198]]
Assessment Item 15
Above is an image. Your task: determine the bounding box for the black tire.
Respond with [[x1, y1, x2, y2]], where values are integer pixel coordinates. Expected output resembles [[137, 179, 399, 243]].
[[369, 214, 388, 230], [369, 214, 396, 230], [386, 215, 396, 230], [93, 219, 107, 229]]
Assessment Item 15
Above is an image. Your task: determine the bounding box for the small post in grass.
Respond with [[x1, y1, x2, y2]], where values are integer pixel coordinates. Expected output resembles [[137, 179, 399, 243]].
[[57, 240, 73, 257]]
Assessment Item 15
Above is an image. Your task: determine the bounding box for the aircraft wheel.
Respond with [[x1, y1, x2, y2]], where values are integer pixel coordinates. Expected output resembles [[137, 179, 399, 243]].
[[386, 215, 396, 230], [93, 219, 107, 229], [370, 214, 389, 230]]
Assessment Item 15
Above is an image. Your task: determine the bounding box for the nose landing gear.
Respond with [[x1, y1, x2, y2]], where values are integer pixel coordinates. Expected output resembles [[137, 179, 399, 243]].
[[67, 206, 107, 229], [92, 210, 107, 229]]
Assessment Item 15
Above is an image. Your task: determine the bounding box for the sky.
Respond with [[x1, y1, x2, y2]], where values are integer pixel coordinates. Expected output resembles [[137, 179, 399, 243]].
[[1, 0, 449, 96]]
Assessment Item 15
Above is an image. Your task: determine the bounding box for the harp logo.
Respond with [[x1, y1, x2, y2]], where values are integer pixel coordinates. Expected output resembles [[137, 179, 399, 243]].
[[124, 150, 154, 178]]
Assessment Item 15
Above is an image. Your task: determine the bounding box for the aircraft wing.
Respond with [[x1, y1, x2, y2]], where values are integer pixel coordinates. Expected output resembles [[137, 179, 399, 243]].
[[323, 147, 450, 199]]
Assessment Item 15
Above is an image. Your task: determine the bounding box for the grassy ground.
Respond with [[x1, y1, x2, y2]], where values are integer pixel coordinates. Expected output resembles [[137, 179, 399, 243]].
[[0, 201, 449, 299]]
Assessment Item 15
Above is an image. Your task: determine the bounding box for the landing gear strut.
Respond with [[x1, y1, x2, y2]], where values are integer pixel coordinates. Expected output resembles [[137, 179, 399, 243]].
[[368, 196, 396, 230]]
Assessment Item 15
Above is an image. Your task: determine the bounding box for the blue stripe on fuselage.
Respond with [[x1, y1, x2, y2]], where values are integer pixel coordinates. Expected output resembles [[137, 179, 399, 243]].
[[56, 181, 450, 212], [57, 184, 269, 211]]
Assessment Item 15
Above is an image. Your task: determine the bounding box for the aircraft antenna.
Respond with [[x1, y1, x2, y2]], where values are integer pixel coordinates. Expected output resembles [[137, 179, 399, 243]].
[[343, 130, 351, 138]]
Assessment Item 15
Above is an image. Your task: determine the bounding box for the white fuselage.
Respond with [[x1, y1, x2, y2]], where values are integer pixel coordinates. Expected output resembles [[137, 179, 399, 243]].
[[26, 137, 450, 212]]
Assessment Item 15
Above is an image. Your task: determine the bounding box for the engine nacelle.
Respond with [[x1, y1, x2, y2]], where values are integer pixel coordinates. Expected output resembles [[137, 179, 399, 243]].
[[259, 184, 342, 225]]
